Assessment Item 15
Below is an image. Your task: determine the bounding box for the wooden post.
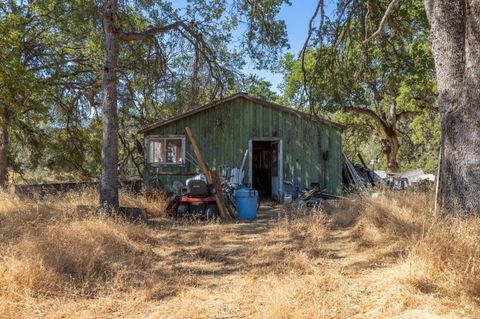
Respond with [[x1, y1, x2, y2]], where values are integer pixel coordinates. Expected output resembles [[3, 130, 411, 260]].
[[434, 145, 442, 216], [185, 127, 231, 220]]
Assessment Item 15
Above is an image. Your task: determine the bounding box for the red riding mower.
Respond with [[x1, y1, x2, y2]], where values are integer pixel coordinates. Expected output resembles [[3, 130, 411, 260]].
[[170, 178, 219, 220]]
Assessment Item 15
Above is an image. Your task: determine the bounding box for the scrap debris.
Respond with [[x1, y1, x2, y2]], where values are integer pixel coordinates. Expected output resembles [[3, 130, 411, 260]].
[[385, 169, 435, 191], [298, 185, 347, 208], [342, 153, 369, 194]]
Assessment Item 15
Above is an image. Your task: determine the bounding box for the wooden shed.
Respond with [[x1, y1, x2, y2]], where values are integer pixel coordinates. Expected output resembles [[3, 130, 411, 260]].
[[139, 93, 343, 200]]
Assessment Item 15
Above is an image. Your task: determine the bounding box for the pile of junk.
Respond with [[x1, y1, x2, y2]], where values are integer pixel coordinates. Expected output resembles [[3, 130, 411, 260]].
[[295, 153, 380, 208], [296, 184, 346, 208], [165, 162, 259, 221], [341, 153, 435, 192]]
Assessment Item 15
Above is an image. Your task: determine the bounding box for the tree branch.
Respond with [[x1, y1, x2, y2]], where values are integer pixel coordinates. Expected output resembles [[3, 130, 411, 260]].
[[118, 21, 183, 41], [343, 105, 392, 134], [119, 20, 227, 93], [396, 110, 421, 120], [300, 0, 324, 112], [363, 0, 402, 44]]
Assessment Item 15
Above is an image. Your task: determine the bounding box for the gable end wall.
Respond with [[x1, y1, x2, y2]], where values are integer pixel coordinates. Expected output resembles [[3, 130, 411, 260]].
[[144, 98, 342, 195]]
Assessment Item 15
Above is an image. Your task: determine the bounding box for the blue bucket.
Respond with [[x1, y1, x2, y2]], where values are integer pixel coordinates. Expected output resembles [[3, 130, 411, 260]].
[[235, 188, 258, 220]]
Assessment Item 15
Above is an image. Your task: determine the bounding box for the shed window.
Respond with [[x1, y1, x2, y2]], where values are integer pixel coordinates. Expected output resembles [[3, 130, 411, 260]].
[[146, 136, 185, 165]]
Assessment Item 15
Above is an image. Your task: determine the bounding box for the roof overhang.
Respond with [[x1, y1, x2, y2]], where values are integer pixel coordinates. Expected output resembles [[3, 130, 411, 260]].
[[138, 93, 345, 134]]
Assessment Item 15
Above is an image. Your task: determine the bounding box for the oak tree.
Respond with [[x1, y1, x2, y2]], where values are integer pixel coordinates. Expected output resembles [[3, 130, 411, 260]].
[[98, 0, 289, 212]]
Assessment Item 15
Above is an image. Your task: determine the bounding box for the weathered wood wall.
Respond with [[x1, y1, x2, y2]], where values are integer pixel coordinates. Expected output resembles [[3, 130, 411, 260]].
[[143, 97, 342, 195]]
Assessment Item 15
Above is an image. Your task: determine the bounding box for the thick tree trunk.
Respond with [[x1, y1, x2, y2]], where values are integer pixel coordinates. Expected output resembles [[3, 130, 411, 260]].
[[386, 135, 400, 173], [425, 0, 480, 213], [0, 110, 9, 188], [100, 0, 119, 212]]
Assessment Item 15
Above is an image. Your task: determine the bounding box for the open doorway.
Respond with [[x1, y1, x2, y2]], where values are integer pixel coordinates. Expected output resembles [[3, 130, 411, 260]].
[[249, 139, 283, 200]]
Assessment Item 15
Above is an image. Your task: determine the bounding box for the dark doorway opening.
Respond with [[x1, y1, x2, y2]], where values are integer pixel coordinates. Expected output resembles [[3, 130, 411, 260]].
[[252, 140, 279, 199]]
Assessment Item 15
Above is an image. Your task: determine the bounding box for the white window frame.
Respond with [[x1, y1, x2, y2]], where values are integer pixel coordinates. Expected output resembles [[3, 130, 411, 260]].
[[145, 135, 186, 166]]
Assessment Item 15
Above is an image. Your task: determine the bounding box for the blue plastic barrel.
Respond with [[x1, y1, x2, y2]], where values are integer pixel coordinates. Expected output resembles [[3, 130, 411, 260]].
[[235, 188, 258, 220]]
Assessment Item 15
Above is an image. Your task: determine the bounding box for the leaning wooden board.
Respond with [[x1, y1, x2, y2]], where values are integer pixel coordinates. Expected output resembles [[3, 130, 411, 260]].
[[210, 170, 235, 218], [184, 127, 233, 220]]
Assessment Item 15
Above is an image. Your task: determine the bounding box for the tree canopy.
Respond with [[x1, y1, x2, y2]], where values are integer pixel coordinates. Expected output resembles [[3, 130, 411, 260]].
[[2, 0, 462, 210], [280, 0, 439, 172], [0, 0, 290, 187]]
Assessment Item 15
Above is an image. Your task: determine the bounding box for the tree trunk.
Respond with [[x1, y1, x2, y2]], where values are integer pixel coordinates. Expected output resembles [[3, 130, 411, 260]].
[[425, 0, 480, 214], [386, 134, 400, 173], [100, 0, 119, 212], [0, 110, 9, 188], [187, 47, 201, 112], [343, 107, 402, 173]]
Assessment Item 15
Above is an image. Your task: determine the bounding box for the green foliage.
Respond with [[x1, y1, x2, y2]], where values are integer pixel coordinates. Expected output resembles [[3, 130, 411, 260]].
[[242, 75, 280, 102], [1, 0, 290, 182], [3, 0, 443, 180], [281, 0, 439, 172], [400, 111, 440, 173], [240, 0, 291, 69]]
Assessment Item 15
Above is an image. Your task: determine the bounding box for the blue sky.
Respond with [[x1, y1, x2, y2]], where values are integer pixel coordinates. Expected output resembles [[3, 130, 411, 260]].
[[172, 1, 322, 93]]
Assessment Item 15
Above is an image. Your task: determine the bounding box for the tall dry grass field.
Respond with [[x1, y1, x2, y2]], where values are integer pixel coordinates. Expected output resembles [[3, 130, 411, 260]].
[[351, 193, 480, 304], [0, 189, 162, 317], [0, 189, 479, 318]]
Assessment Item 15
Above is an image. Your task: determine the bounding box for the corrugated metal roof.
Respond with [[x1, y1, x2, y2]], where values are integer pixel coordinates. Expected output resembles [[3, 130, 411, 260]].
[[138, 92, 345, 133]]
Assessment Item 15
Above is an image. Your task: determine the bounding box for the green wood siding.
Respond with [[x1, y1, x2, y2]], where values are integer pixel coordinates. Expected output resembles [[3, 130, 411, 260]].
[[144, 97, 343, 195]]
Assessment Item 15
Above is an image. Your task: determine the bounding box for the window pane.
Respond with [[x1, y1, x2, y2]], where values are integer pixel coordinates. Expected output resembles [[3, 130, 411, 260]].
[[148, 139, 165, 163], [147, 137, 184, 164], [166, 139, 183, 163]]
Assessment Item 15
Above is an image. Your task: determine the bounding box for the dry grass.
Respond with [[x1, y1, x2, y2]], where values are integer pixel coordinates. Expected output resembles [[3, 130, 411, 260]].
[[0, 189, 160, 317], [344, 192, 480, 305], [1, 189, 480, 318], [409, 211, 480, 303], [332, 193, 480, 307], [248, 193, 480, 318]]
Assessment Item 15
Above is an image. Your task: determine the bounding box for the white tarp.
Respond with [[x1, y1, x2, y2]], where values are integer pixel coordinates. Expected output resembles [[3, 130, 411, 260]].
[[396, 169, 435, 186]]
